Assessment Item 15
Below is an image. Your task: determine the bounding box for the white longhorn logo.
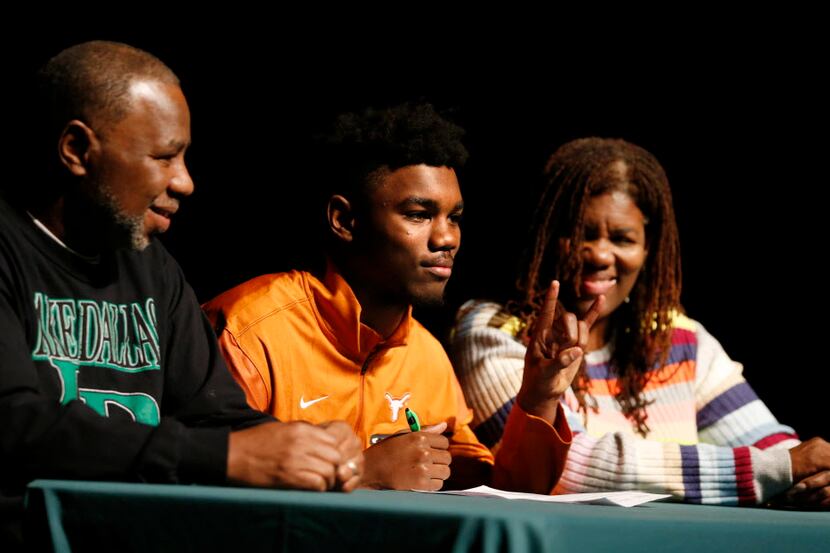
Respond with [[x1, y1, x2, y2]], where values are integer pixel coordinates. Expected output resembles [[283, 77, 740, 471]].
[[385, 392, 411, 422]]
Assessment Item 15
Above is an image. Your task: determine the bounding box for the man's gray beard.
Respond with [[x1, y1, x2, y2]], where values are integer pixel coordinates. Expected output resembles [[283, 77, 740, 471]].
[[95, 184, 150, 252]]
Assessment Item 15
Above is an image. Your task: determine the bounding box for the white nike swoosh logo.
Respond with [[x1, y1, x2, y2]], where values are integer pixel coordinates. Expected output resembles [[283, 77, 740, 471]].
[[299, 395, 329, 409]]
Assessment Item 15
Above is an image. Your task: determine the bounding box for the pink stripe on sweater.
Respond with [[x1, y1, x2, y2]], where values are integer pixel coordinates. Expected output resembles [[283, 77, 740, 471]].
[[733, 447, 756, 506], [754, 432, 799, 450]]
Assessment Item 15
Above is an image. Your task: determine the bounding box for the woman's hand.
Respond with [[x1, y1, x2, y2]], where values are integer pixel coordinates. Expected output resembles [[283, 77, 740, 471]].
[[516, 280, 604, 423]]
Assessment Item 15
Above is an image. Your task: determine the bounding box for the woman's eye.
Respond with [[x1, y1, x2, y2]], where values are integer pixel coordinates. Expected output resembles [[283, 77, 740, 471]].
[[612, 235, 636, 244]]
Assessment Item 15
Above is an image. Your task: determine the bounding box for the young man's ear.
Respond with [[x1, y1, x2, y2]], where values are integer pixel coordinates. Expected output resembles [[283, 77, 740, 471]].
[[327, 194, 356, 243], [58, 120, 97, 177]]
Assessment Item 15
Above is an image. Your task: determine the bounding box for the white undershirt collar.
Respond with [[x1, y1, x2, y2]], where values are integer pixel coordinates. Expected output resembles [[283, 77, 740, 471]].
[[27, 212, 102, 264]]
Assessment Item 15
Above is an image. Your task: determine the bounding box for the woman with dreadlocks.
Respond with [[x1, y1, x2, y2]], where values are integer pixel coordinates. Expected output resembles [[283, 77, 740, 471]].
[[452, 137, 830, 506]]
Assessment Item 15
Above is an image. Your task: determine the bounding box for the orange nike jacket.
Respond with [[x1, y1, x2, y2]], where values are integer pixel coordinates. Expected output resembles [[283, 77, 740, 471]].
[[203, 267, 571, 493]]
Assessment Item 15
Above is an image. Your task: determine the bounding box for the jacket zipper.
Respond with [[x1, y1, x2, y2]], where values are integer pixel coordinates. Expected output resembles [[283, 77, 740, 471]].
[[355, 347, 380, 436]]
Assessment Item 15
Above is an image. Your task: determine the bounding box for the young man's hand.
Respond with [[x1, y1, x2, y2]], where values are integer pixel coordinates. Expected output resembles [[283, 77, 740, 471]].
[[361, 422, 451, 490]]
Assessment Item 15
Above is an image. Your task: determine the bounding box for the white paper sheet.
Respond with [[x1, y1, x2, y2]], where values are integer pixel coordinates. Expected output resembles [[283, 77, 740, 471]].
[[425, 485, 670, 507]]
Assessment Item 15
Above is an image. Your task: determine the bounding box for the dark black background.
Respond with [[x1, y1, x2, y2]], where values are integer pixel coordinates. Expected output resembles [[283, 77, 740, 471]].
[[7, 22, 827, 441]]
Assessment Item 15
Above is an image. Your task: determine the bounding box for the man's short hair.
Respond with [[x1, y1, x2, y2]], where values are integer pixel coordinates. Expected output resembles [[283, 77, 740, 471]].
[[38, 40, 179, 137], [318, 102, 468, 201]]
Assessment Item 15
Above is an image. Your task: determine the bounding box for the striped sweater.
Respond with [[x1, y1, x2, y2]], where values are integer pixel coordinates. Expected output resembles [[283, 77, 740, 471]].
[[451, 300, 800, 505]]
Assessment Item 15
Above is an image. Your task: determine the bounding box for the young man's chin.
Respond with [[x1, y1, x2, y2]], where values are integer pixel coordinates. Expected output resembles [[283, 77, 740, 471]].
[[409, 287, 447, 309]]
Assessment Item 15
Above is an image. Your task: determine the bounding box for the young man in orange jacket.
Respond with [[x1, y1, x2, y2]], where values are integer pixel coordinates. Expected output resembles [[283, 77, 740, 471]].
[[204, 103, 601, 492]]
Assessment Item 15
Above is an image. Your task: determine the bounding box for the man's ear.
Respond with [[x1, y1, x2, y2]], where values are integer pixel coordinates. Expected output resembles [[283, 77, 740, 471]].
[[58, 120, 97, 177], [327, 194, 356, 243]]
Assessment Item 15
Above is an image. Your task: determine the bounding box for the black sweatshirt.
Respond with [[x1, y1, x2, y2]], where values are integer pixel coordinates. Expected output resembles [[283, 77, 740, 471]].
[[0, 195, 271, 509]]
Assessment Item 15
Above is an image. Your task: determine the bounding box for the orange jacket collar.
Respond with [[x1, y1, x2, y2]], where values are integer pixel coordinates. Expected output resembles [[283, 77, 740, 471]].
[[311, 262, 412, 361]]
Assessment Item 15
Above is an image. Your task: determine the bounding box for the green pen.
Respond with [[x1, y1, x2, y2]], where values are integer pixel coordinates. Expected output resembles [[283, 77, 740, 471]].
[[405, 407, 421, 432]]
